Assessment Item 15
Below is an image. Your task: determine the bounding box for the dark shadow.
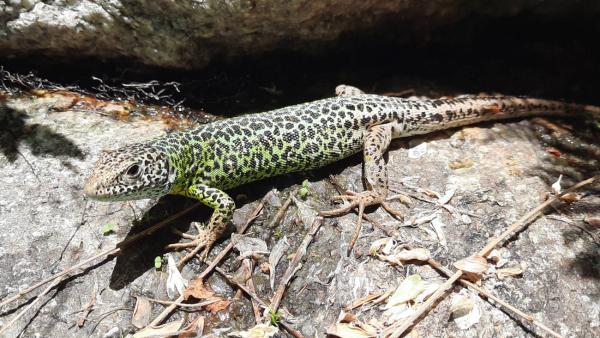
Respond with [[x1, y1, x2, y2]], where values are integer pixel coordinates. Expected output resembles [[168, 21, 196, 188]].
[[109, 195, 207, 290], [0, 103, 85, 161]]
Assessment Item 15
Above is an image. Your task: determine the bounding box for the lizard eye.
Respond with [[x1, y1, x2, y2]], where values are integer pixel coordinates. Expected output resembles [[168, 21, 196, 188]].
[[125, 164, 141, 178]]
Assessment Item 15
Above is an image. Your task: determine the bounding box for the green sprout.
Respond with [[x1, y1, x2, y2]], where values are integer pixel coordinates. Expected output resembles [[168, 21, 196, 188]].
[[268, 307, 282, 326], [154, 256, 163, 270], [102, 223, 115, 235], [273, 228, 284, 239], [299, 179, 310, 199]]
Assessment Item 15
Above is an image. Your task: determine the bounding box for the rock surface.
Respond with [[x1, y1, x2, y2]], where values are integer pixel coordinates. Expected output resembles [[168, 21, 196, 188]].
[[0, 88, 598, 337], [1, 0, 599, 69]]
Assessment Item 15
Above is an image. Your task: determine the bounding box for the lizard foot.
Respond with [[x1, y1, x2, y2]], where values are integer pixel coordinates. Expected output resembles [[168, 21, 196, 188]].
[[167, 222, 218, 268], [320, 190, 384, 256]]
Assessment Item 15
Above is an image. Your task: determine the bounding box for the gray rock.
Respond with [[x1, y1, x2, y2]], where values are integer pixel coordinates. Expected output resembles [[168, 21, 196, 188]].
[[1, 0, 598, 69]]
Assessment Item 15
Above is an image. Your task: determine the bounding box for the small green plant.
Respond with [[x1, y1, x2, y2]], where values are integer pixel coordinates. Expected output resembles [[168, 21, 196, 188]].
[[299, 179, 310, 199], [273, 228, 284, 239], [154, 256, 163, 270], [268, 307, 282, 326], [102, 223, 115, 235]]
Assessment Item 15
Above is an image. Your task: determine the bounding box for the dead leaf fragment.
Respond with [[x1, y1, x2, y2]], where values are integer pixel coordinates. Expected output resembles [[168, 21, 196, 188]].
[[450, 294, 481, 330], [454, 255, 487, 275], [369, 237, 395, 256], [448, 159, 474, 169], [327, 323, 377, 338], [166, 254, 188, 299], [551, 174, 563, 194], [133, 318, 185, 338], [178, 316, 205, 338], [385, 274, 426, 308], [229, 323, 279, 338], [559, 192, 579, 203], [584, 216, 600, 229], [546, 147, 562, 157], [269, 236, 290, 290], [132, 297, 152, 329], [231, 234, 268, 257], [496, 266, 524, 279], [183, 277, 230, 314]]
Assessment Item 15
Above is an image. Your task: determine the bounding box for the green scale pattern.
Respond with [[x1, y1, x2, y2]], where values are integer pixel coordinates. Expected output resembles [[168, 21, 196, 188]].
[[157, 95, 402, 192]]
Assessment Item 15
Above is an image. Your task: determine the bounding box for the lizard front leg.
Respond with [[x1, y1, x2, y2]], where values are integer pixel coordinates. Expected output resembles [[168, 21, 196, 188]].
[[167, 184, 235, 260], [321, 123, 400, 254]]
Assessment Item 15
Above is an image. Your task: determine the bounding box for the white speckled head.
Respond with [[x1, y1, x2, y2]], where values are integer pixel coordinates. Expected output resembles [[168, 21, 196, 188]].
[[84, 144, 175, 201]]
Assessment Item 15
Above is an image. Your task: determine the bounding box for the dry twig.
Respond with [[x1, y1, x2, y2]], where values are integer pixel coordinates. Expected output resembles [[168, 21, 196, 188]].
[[215, 267, 305, 338], [0, 277, 66, 336], [270, 217, 323, 312], [385, 175, 598, 337], [148, 194, 268, 327], [0, 203, 201, 310]]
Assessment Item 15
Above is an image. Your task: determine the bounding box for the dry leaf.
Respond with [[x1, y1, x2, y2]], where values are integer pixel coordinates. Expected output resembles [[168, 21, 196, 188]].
[[551, 174, 563, 194], [496, 266, 524, 279], [133, 318, 185, 338], [327, 323, 377, 338], [183, 278, 230, 314], [431, 216, 447, 248], [178, 316, 204, 338], [345, 292, 386, 311], [229, 323, 279, 338], [269, 236, 290, 290], [293, 196, 318, 227], [450, 294, 481, 330], [385, 274, 425, 308], [546, 147, 562, 157], [369, 238, 395, 256], [183, 277, 215, 301], [408, 141, 428, 159], [584, 216, 600, 229], [392, 248, 431, 262], [132, 297, 152, 329], [448, 158, 474, 169], [166, 254, 188, 299], [231, 234, 268, 257], [454, 255, 487, 275], [559, 192, 579, 203], [206, 299, 231, 314], [338, 311, 359, 323]]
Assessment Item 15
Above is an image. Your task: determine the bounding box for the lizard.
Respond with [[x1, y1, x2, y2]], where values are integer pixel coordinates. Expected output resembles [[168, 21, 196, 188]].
[[84, 85, 600, 258]]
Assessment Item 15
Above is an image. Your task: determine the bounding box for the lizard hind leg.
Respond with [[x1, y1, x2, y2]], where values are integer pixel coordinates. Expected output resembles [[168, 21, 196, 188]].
[[320, 123, 401, 255]]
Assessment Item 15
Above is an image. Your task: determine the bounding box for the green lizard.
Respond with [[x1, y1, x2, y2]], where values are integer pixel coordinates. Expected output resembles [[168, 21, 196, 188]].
[[84, 85, 600, 257]]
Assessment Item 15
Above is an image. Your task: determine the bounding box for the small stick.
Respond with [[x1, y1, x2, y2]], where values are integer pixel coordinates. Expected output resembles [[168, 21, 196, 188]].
[[0, 202, 201, 309], [423, 254, 563, 338], [0, 276, 65, 336], [148, 194, 268, 327], [243, 260, 263, 323], [215, 267, 305, 338], [477, 175, 598, 257], [270, 217, 323, 312], [144, 297, 218, 309], [267, 195, 294, 228], [77, 283, 98, 327], [386, 176, 597, 337]]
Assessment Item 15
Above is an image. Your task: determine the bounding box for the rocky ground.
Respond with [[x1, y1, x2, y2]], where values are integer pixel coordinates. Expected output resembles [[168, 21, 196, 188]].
[[0, 84, 598, 337]]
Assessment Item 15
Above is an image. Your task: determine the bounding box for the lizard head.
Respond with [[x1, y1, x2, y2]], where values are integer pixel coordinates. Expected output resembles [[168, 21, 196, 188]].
[[84, 144, 175, 201]]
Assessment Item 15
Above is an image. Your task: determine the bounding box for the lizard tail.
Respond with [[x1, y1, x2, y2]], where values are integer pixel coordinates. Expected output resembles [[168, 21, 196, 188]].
[[400, 96, 600, 136]]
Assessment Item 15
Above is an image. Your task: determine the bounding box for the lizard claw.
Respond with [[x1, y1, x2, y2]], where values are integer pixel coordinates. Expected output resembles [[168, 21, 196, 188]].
[[320, 190, 384, 256], [167, 222, 218, 269]]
